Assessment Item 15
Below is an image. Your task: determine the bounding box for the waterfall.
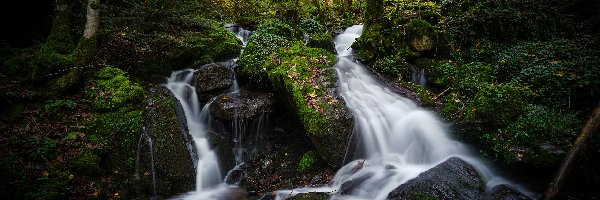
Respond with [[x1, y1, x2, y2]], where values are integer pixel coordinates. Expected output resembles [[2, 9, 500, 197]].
[[166, 70, 235, 200], [166, 25, 254, 200], [275, 25, 534, 200]]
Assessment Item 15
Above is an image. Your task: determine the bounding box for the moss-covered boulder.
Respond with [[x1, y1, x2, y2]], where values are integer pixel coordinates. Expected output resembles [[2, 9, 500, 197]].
[[386, 157, 485, 200], [237, 19, 296, 87], [264, 43, 354, 168], [169, 29, 241, 67], [307, 32, 335, 53], [144, 86, 196, 197]]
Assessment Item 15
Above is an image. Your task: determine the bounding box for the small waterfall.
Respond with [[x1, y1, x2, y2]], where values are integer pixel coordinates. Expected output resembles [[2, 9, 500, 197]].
[[410, 67, 427, 87], [135, 127, 158, 199], [166, 25, 255, 199], [275, 25, 533, 200], [166, 70, 234, 200]]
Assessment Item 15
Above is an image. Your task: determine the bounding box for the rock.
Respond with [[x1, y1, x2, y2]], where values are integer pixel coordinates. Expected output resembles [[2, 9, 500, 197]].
[[209, 90, 275, 121], [264, 43, 356, 169], [143, 86, 196, 197], [194, 63, 233, 93], [386, 157, 485, 200], [483, 184, 532, 200], [339, 172, 374, 195], [288, 192, 329, 200], [411, 35, 433, 52]]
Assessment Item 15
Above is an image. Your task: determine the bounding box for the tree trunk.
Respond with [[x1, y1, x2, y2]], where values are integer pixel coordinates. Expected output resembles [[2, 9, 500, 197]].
[[83, 0, 100, 39], [545, 102, 600, 200], [48, 0, 100, 94]]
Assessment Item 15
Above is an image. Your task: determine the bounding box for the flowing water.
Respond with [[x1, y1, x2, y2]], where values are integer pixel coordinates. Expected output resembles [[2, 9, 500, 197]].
[[165, 26, 254, 200], [275, 25, 534, 199]]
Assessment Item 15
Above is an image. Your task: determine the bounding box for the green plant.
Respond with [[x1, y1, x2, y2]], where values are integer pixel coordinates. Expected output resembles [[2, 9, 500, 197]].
[[483, 104, 581, 165], [467, 83, 530, 127], [44, 99, 76, 111], [298, 151, 316, 172], [26, 137, 57, 162]]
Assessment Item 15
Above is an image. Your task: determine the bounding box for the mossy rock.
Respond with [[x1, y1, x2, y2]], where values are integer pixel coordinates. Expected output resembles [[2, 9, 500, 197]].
[[264, 43, 354, 168], [307, 32, 335, 53], [143, 86, 196, 197], [169, 29, 241, 67], [237, 20, 299, 87], [406, 19, 435, 52]]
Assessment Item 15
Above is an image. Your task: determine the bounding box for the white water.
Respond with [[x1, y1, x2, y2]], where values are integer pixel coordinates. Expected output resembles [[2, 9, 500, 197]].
[[166, 70, 235, 200], [166, 26, 253, 200], [276, 25, 534, 200]]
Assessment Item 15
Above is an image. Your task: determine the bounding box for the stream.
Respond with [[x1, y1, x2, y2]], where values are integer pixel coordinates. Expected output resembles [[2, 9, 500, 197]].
[[158, 25, 534, 200]]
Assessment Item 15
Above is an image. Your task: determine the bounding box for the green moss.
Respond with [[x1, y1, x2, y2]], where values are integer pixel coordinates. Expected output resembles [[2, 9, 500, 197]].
[[71, 151, 101, 176], [298, 151, 316, 172], [170, 27, 241, 67], [238, 20, 301, 85], [265, 42, 339, 137], [307, 32, 334, 52], [86, 66, 145, 111]]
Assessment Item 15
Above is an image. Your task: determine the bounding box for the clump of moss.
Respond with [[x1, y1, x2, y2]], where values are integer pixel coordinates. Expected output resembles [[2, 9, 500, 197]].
[[71, 151, 101, 176], [308, 32, 335, 52], [169, 27, 241, 67], [85, 66, 144, 111], [238, 19, 300, 85], [298, 151, 316, 172]]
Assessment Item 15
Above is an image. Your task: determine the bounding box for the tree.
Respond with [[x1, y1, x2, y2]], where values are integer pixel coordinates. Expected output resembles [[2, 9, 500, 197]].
[[545, 102, 600, 199], [48, 0, 100, 94]]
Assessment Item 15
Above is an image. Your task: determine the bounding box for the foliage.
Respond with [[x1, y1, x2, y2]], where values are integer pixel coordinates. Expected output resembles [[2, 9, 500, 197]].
[[442, 0, 564, 46], [467, 83, 530, 128], [372, 54, 410, 79], [429, 62, 495, 97], [482, 104, 581, 166], [85, 66, 144, 111], [300, 18, 326, 34], [26, 137, 57, 162], [298, 151, 316, 172], [498, 39, 600, 110]]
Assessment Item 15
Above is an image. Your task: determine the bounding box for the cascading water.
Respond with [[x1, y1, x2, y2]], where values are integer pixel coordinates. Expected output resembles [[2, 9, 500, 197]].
[[166, 25, 254, 199], [135, 127, 158, 199], [166, 70, 236, 200], [276, 25, 533, 199]]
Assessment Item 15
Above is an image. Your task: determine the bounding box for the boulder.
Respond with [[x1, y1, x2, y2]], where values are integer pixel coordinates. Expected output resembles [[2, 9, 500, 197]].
[[194, 63, 233, 93], [143, 86, 196, 197], [264, 43, 355, 169], [483, 184, 532, 200], [288, 192, 329, 200], [386, 157, 485, 200], [209, 90, 275, 121]]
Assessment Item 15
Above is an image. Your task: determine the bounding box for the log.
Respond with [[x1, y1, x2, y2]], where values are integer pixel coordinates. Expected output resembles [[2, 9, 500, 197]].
[[545, 102, 600, 200]]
